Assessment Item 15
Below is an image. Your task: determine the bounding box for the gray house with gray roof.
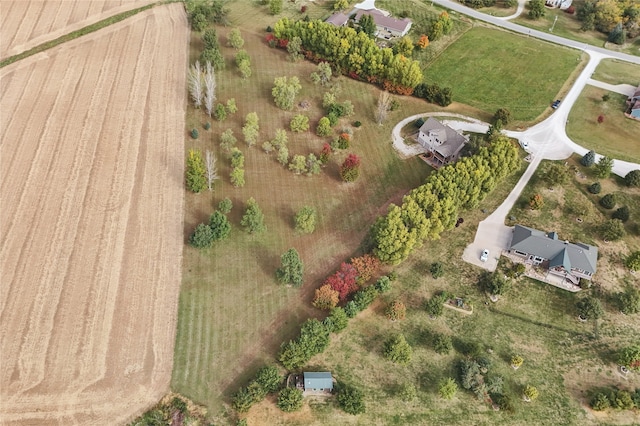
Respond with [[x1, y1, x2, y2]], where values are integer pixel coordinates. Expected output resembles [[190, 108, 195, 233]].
[[302, 372, 333, 394], [508, 225, 598, 284], [417, 117, 468, 167]]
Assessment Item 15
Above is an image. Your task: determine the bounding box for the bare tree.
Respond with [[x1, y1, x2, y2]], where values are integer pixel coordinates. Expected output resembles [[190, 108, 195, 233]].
[[375, 91, 391, 124], [205, 150, 219, 191], [188, 61, 203, 109], [203, 61, 216, 117]]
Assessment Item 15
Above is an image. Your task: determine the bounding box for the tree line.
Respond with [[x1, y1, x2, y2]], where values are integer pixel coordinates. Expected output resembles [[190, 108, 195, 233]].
[[371, 136, 521, 264], [270, 18, 423, 95]]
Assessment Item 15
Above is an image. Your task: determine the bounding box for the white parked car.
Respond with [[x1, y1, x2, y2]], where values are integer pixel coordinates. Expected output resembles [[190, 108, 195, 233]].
[[480, 249, 489, 262], [519, 140, 529, 151]]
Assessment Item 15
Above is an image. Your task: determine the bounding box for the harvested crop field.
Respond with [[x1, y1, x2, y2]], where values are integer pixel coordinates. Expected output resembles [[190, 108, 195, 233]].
[[0, 4, 188, 425], [0, 0, 157, 60]]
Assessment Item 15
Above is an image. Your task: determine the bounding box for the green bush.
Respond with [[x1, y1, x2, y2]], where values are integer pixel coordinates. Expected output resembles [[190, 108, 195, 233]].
[[191, 128, 199, 139], [204, 122, 211, 130], [433, 333, 453, 355], [590, 392, 611, 411], [612, 206, 630, 222], [344, 300, 360, 318], [588, 182, 601, 194], [430, 262, 444, 279], [277, 388, 303, 412], [599, 193, 616, 209], [329, 307, 349, 332], [625, 169, 640, 187], [189, 224, 215, 248], [353, 120, 362, 127], [581, 150, 596, 167], [374, 276, 392, 293], [337, 383, 365, 414], [352, 286, 378, 311], [255, 365, 282, 393]]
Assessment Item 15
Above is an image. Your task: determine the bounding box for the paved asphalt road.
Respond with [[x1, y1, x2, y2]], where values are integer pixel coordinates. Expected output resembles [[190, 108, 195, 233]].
[[393, 2, 639, 271]]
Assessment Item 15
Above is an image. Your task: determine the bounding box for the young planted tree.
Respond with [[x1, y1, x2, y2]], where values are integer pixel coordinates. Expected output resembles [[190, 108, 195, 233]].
[[624, 169, 640, 187], [186, 149, 207, 193], [618, 345, 640, 370], [329, 307, 349, 332], [230, 167, 245, 188], [529, 193, 544, 210], [277, 388, 303, 412], [228, 28, 244, 49], [581, 150, 596, 167], [272, 76, 302, 110], [242, 112, 259, 146], [384, 334, 412, 364], [599, 193, 617, 209], [542, 162, 569, 187], [433, 334, 453, 355], [511, 355, 524, 369], [214, 103, 227, 121], [493, 108, 512, 125], [287, 36, 303, 62], [528, 0, 546, 18], [313, 284, 339, 310], [230, 148, 244, 169], [255, 365, 282, 394], [220, 129, 237, 152], [438, 378, 458, 400], [204, 150, 218, 191], [276, 248, 304, 287], [595, 155, 614, 178], [430, 262, 444, 279], [588, 181, 601, 194], [241, 197, 266, 233], [188, 61, 203, 108], [294, 206, 317, 234], [288, 155, 307, 175], [480, 272, 511, 296], [617, 287, 640, 315], [203, 61, 216, 117], [218, 197, 233, 214], [576, 296, 604, 320], [340, 153, 361, 182], [290, 114, 309, 133], [393, 36, 414, 57], [523, 385, 539, 402], [189, 223, 215, 248], [316, 117, 332, 137], [612, 206, 630, 222], [626, 251, 640, 271], [385, 300, 406, 321], [306, 154, 322, 176], [269, 0, 283, 15], [310, 62, 332, 86], [325, 262, 359, 301], [336, 384, 365, 415], [601, 218, 625, 241], [277, 145, 289, 166], [209, 211, 231, 241]]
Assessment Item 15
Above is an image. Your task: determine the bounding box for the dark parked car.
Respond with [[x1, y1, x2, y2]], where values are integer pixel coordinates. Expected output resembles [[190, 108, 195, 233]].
[[551, 99, 561, 109]]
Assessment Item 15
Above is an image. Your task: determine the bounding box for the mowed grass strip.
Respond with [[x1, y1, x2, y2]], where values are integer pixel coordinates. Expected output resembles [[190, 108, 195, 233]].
[[567, 85, 640, 163], [423, 26, 581, 122], [592, 59, 640, 86], [172, 23, 436, 416]]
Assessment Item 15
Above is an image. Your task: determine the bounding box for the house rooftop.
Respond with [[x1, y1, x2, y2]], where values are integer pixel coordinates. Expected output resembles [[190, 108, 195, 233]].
[[304, 372, 333, 390], [510, 225, 598, 274], [325, 12, 349, 27], [354, 9, 412, 33], [418, 117, 467, 158]]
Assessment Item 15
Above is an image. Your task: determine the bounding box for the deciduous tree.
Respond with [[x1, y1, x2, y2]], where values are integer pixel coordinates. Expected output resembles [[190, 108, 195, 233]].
[[310, 62, 332, 86], [186, 148, 207, 193], [277, 388, 303, 412], [209, 211, 231, 240], [228, 28, 244, 49], [625, 251, 640, 271], [203, 61, 216, 117], [230, 166, 245, 187], [337, 384, 365, 414], [241, 197, 265, 233], [220, 129, 237, 152], [188, 61, 204, 108], [269, 0, 283, 15], [528, 0, 546, 19], [325, 262, 358, 300], [439, 378, 458, 400], [595, 155, 614, 178], [375, 91, 391, 124], [340, 153, 361, 182], [576, 296, 604, 320], [618, 345, 640, 370], [313, 284, 339, 310], [316, 117, 332, 136], [189, 223, 215, 248], [288, 155, 308, 174], [242, 112, 260, 146], [295, 206, 317, 233], [272, 76, 301, 110], [385, 300, 406, 321], [205, 150, 218, 191], [350, 254, 380, 284], [290, 114, 309, 132], [600, 218, 625, 241]]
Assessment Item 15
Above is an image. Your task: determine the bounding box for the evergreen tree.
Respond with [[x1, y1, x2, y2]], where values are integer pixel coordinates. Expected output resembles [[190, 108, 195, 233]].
[[276, 248, 304, 287]]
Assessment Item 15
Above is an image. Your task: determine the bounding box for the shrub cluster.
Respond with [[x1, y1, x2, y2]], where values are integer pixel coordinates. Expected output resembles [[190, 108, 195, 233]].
[[189, 211, 231, 248], [413, 82, 453, 107], [590, 388, 640, 411], [232, 365, 283, 413]]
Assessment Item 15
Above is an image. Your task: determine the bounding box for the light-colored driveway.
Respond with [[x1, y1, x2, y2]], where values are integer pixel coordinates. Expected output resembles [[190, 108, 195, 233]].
[[496, 0, 526, 21], [586, 79, 637, 97]]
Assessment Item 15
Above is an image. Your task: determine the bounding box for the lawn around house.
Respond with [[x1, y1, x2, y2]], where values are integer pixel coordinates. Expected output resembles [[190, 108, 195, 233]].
[[592, 59, 640, 86], [567, 85, 640, 163], [422, 26, 584, 123]]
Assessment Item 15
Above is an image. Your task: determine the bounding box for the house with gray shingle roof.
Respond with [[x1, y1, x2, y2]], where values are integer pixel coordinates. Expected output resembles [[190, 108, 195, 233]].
[[417, 117, 468, 167], [625, 84, 640, 120], [508, 225, 598, 285]]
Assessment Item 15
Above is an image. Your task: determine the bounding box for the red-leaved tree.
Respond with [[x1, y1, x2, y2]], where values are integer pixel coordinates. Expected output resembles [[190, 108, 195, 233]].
[[325, 262, 358, 300], [319, 143, 331, 164], [351, 254, 380, 284], [340, 153, 361, 182]]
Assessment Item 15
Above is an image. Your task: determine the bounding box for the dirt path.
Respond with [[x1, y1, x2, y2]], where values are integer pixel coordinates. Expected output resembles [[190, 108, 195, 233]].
[[0, 4, 188, 424]]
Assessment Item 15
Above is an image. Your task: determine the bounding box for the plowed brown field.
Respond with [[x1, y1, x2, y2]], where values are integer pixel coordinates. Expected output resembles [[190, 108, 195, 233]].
[[0, 0, 157, 61], [0, 4, 187, 425]]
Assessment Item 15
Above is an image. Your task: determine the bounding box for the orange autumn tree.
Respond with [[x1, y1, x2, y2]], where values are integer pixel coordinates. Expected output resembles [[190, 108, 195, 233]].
[[417, 34, 429, 49], [313, 284, 340, 310], [351, 254, 380, 285]]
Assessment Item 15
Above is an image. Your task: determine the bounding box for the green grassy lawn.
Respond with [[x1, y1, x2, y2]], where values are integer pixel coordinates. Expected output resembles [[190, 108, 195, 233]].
[[512, 8, 608, 48], [422, 26, 584, 123], [172, 20, 452, 420], [567, 85, 640, 163], [172, 3, 639, 424], [592, 59, 640, 86]]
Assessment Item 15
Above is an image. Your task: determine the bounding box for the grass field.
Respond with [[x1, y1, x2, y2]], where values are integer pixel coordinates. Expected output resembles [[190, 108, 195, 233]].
[[566, 85, 640, 163], [422, 26, 584, 123], [592, 59, 640, 86], [172, 2, 639, 424], [171, 18, 452, 420]]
